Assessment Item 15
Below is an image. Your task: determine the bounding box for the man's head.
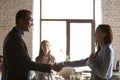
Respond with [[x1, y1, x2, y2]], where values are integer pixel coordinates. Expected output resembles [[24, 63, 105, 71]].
[[15, 9, 33, 31]]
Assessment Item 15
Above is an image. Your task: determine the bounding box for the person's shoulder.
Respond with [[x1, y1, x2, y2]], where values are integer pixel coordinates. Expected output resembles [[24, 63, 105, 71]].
[[5, 27, 20, 40], [105, 44, 114, 54], [8, 27, 20, 36], [106, 44, 113, 50], [6, 27, 15, 35]]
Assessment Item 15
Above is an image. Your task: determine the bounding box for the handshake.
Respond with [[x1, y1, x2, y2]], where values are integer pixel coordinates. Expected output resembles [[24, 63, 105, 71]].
[[51, 63, 64, 72]]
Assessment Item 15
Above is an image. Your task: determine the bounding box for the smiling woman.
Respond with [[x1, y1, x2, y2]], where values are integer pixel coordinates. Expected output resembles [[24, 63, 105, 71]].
[[35, 40, 56, 80]]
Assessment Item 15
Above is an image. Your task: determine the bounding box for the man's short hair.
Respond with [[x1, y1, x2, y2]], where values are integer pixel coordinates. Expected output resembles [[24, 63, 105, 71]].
[[15, 9, 31, 25]]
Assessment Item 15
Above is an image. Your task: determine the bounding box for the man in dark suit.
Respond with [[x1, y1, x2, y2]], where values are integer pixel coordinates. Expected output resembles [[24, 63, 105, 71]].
[[2, 9, 60, 80]]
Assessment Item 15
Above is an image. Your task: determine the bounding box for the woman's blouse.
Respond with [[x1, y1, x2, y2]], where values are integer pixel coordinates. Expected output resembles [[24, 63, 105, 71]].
[[86, 44, 114, 80], [35, 55, 55, 80], [62, 44, 114, 80]]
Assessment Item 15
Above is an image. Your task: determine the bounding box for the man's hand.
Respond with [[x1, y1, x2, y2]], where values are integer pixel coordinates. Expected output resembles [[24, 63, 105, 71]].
[[51, 63, 63, 72]]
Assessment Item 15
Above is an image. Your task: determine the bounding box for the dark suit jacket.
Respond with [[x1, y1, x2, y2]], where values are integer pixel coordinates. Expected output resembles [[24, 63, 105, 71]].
[[2, 27, 51, 80]]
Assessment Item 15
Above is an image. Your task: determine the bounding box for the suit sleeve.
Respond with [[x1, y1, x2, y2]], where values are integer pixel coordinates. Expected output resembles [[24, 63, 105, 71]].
[[6, 34, 51, 73]]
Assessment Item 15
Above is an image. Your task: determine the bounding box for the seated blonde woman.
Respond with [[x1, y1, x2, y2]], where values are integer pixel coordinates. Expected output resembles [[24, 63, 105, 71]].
[[35, 40, 56, 80]]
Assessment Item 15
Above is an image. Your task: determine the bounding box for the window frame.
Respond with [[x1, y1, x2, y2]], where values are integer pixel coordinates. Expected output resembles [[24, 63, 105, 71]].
[[40, 0, 95, 58]]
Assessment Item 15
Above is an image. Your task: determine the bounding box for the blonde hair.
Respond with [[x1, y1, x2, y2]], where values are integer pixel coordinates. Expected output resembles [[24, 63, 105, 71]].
[[36, 40, 54, 63]]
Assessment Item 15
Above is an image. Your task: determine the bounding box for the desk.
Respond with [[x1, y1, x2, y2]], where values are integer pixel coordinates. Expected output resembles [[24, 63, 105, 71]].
[[111, 71, 120, 80], [68, 72, 91, 80], [80, 72, 91, 80]]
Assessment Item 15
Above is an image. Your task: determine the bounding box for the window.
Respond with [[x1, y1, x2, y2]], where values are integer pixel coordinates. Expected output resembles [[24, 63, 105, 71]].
[[32, 0, 102, 72], [42, 0, 93, 19], [41, 21, 66, 62], [40, 0, 95, 62], [70, 23, 92, 61]]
